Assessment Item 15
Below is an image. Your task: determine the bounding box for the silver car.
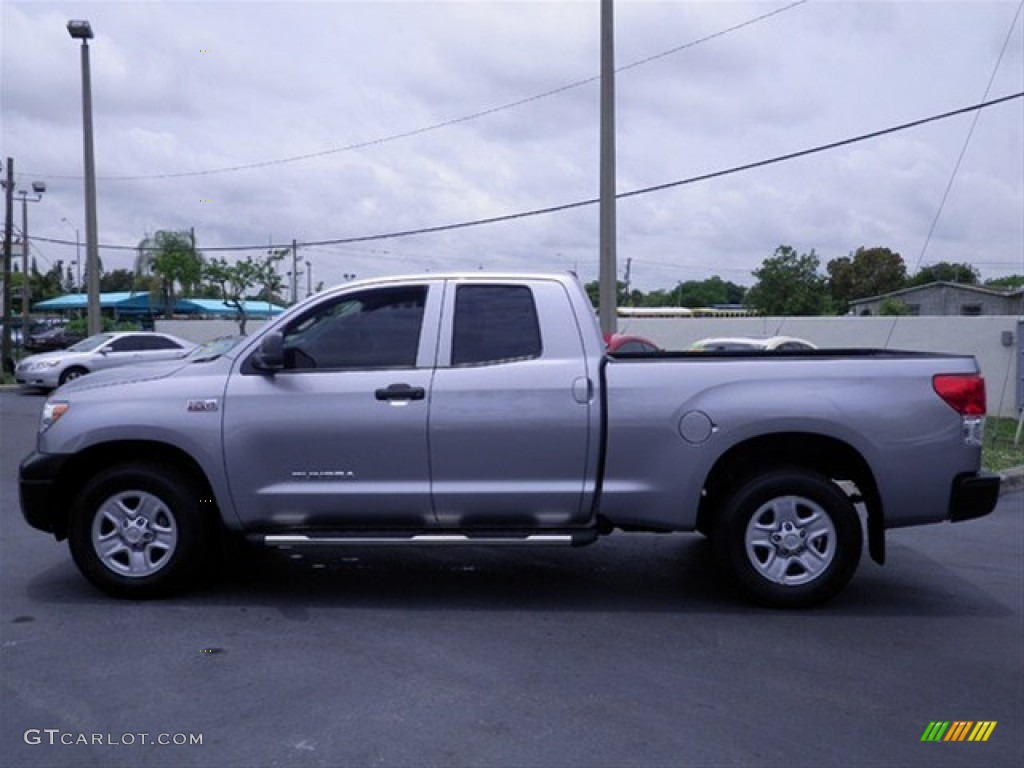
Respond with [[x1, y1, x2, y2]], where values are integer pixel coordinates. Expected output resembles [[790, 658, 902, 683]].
[[15, 331, 195, 390]]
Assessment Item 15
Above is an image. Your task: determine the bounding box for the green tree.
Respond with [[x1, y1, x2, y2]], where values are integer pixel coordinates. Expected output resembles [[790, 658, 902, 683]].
[[192, 281, 224, 299], [254, 249, 289, 304], [984, 275, 1024, 290], [100, 268, 137, 293], [29, 260, 67, 303], [135, 230, 204, 318], [638, 288, 675, 307], [203, 251, 285, 334], [583, 279, 629, 310], [909, 261, 979, 286], [746, 246, 831, 316], [671, 275, 746, 307], [879, 298, 911, 316], [827, 246, 908, 312]]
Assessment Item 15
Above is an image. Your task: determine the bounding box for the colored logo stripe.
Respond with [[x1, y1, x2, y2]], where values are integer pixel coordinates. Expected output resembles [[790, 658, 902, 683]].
[[921, 721, 996, 742], [945, 722, 973, 741], [968, 722, 997, 742]]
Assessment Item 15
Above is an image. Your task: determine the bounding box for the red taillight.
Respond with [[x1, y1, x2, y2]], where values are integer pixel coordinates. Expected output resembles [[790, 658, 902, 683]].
[[933, 374, 986, 415]]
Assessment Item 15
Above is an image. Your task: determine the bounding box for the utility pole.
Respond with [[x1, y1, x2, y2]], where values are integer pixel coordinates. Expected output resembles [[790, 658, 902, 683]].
[[2, 158, 14, 372], [17, 183, 46, 323], [622, 257, 632, 307], [189, 226, 197, 300], [21, 196, 28, 323], [290, 239, 300, 305], [598, 0, 618, 336]]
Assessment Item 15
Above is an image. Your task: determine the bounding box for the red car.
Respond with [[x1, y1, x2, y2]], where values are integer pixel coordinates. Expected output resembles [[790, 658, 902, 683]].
[[605, 333, 660, 354]]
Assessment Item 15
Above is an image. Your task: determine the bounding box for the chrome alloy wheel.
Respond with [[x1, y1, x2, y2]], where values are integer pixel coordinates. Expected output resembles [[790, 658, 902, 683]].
[[91, 490, 179, 578], [744, 494, 837, 586]]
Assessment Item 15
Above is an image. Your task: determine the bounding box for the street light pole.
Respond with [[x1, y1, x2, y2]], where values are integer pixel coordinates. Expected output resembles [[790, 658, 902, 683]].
[[68, 19, 102, 335]]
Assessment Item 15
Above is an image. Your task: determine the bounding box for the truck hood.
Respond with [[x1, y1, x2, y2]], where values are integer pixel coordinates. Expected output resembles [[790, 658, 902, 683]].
[[56, 360, 191, 394]]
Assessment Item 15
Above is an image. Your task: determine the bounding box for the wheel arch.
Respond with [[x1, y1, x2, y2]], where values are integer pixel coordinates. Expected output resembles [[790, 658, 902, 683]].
[[58, 365, 91, 384], [698, 432, 885, 564], [49, 441, 219, 540]]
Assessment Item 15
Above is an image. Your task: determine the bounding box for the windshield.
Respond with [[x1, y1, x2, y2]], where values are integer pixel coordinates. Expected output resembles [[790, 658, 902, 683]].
[[187, 335, 244, 361], [67, 333, 115, 352]]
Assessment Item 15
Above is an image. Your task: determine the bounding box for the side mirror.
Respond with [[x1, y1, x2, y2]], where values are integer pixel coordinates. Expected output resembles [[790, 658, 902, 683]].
[[251, 331, 284, 372]]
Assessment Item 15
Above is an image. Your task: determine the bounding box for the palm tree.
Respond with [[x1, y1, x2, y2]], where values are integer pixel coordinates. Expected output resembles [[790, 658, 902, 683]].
[[135, 230, 204, 318]]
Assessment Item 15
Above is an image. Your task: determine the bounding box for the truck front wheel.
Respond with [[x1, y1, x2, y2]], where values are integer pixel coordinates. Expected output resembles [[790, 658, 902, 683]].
[[69, 464, 209, 598], [714, 468, 862, 608]]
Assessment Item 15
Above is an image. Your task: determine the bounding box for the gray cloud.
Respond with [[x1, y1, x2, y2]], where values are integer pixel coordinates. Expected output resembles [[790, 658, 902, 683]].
[[3, 0, 1021, 294]]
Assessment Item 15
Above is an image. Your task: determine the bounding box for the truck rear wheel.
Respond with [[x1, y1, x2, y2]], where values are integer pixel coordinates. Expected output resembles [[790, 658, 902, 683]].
[[69, 464, 209, 598], [714, 468, 862, 608]]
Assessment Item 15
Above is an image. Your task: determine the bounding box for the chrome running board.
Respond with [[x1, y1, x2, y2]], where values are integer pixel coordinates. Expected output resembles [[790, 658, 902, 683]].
[[261, 531, 596, 547]]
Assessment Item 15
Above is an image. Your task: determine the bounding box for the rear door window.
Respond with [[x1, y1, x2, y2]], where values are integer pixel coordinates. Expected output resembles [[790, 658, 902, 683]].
[[451, 285, 542, 366], [142, 335, 185, 350], [108, 336, 146, 352]]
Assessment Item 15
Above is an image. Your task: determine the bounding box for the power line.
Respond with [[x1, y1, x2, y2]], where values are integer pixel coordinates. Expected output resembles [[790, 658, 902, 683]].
[[913, 0, 1024, 270], [619, 93, 1024, 201], [30, 92, 1024, 255], [28, 1, 809, 182], [6, 225, 57, 271]]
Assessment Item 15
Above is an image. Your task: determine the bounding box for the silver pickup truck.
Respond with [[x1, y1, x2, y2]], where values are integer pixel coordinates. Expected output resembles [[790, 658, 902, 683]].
[[19, 272, 1000, 607]]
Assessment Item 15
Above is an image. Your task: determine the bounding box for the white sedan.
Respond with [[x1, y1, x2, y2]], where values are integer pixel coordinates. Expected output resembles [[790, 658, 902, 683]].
[[15, 331, 195, 390], [688, 335, 818, 351]]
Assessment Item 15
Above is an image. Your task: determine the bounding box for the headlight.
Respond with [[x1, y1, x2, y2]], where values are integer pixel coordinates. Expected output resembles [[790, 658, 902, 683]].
[[29, 359, 61, 371], [41, 401, 70, 431]]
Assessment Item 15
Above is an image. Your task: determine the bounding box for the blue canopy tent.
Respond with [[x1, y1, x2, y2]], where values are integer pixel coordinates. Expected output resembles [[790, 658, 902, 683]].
[[33, 293, 285, 320], [175, 298, 286, 318], [33, 292, 149, 313]]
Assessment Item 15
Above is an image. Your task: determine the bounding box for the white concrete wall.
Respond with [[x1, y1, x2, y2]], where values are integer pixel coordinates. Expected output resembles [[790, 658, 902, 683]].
[[155, 319, 269, 344], [617, 315, 1023, 418]]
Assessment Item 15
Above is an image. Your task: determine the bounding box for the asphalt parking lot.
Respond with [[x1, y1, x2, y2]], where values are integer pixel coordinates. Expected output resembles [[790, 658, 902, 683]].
[[1, 388, 1021, 768]]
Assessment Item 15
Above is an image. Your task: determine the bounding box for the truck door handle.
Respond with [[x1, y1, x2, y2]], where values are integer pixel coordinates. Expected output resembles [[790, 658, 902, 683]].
[[572, 377, 593, 404], [375, 383, 425, 402]]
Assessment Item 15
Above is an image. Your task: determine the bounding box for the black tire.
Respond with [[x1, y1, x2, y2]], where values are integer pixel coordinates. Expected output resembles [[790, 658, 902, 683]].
[[713, 468, 862, 608], [59, 366, 89, 386], [68, 464, 210, 598]]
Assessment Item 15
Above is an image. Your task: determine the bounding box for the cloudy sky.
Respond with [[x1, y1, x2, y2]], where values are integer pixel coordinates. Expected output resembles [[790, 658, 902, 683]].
[[2, 0, 1022, 295]]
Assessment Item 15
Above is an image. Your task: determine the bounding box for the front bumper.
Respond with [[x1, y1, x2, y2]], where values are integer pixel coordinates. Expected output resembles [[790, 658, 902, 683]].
[[19, 451, 71, 538], [15, 367, 61, 388], [950, 472, 1001, 522]]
